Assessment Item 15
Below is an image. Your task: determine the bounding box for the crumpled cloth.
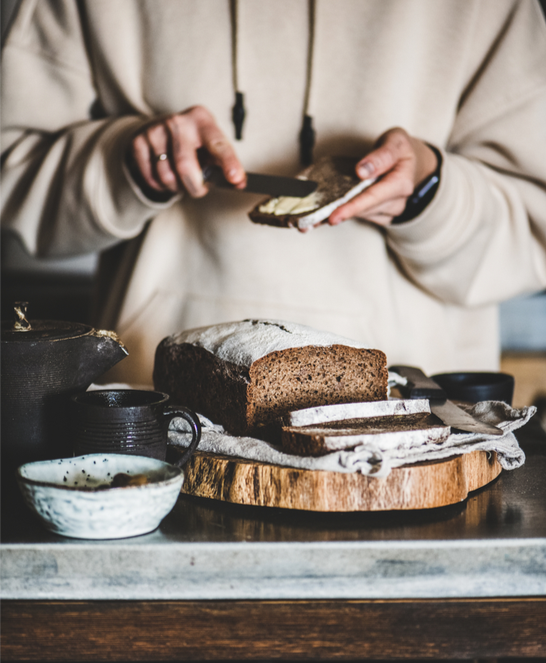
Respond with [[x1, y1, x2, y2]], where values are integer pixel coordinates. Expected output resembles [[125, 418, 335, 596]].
[[169, 401, 535, 478]]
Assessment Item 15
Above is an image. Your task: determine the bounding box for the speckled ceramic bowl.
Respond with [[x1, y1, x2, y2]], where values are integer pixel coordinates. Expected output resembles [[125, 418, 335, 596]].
[[17, 454, 184, 539]]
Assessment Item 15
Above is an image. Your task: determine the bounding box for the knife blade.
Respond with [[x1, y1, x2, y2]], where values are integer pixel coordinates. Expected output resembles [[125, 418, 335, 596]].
[[389, 365, 503, 436], [202, 164, 318, 198]]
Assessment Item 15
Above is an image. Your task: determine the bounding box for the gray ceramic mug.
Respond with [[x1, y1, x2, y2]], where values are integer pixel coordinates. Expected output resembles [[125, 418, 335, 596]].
[[70, 390, 201, 466]]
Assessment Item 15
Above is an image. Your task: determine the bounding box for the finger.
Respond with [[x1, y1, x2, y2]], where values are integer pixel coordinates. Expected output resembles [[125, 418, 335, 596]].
[[330, 197, 407, 227], [132, 106, 245, 199], [355, 127, 413, 181], [145, 123, 181, 193], [328, 130, 414, 225], [365, 212, 395, 226], [167, 107, 234, 197], [167, 107, 245, 196], [362, 196, 409, 226], [203, 135, 246, 188], [363, 196, 407, 220], [356, 128, 438, 188], [329, 173, 412, 225], [131, 133, 167, 192], [164, 116, 208, 197], [195, 108, 246, 188], [355, 140, 401, 182]]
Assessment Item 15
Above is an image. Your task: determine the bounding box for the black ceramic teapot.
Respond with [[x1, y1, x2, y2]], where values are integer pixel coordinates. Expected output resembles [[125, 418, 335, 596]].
[[1, 302, 129, 467]]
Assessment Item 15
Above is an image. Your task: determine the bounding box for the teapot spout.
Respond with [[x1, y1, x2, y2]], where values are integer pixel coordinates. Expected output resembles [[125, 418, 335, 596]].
[[79, 329, 129, 386]]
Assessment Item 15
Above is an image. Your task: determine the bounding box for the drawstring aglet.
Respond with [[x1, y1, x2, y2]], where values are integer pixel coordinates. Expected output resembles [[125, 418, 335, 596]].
[[299, 114, 315, 166], [232, 91, 246, 140]]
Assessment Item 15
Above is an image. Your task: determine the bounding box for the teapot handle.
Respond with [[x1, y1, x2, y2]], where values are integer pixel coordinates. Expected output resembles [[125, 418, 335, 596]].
[[163, 406, 202, 467]]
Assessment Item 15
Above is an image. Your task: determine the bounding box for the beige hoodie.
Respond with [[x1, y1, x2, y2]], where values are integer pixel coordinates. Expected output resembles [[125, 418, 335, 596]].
[[2, 0, 546, 384]]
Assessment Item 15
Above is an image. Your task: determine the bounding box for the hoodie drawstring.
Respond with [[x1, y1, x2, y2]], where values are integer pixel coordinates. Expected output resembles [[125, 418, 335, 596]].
[[230, 0, 316, 165]]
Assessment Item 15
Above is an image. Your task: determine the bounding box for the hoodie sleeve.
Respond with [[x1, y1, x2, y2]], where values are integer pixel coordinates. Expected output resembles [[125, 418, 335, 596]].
[[0, 0, 176, 257], [386, 0, 546, 307]]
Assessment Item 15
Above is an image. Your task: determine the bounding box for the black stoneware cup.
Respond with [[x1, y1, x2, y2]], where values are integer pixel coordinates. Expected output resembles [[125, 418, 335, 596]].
[[70, 390, 201, 466], [431, 372, 515, 405]]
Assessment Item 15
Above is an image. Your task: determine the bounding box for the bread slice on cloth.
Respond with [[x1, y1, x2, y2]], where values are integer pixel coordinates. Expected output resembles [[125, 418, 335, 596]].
[[153, 319, 387, 436], [283, 399, 431, 428], [281, 413, 450, 457], [248, 156, 376, 231]]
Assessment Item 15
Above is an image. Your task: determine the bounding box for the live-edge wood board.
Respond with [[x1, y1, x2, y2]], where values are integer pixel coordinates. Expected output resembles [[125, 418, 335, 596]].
[[176, 449, 502, 511]]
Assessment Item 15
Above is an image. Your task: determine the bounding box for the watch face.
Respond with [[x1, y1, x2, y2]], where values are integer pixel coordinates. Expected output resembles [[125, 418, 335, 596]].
[[413, 173, 440, 202]]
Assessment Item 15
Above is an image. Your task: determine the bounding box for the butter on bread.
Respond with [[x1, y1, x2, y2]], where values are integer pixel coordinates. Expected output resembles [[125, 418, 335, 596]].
[[248, 156, 376, 231]]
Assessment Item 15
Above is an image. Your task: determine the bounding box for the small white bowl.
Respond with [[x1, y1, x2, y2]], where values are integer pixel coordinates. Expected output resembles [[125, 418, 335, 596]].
[[17, 454, 184, 539]]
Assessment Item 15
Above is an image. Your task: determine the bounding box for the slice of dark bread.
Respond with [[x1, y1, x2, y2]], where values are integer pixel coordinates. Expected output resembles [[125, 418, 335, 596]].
[[248, 156, 376, 231], [281, 413, 450, 456], [153, 319, 388, 436], [283, 399, 430, 427]]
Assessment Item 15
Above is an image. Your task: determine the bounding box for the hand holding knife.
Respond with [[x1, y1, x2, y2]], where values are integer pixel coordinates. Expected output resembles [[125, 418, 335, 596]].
[[390, 365, 503, 436]]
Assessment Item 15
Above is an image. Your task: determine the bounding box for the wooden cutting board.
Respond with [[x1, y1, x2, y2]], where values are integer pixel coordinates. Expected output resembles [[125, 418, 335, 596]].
[[176, 449, 502, 511]]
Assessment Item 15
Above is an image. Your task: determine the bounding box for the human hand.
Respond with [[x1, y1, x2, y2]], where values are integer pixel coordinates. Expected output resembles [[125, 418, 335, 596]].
[[327, 128, 438, 227], [127, 105, 246, 199]]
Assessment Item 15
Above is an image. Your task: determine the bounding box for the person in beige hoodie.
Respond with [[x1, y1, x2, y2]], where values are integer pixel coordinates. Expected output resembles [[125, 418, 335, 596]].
[[2, 0, 546, 385]]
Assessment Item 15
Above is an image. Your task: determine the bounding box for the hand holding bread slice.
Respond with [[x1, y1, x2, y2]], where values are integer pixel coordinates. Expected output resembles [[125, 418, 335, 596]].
[[248, 130, 440, 230], [248, 156, 376, 231]]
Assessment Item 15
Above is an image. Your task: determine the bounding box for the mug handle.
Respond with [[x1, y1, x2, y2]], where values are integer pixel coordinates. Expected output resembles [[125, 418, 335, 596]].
[[163, 405, 202, 467]]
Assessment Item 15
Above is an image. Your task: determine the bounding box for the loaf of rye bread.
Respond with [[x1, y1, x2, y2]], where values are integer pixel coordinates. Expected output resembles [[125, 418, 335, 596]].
[[153, 319, 388, 436], [248, 156, 376, 231]]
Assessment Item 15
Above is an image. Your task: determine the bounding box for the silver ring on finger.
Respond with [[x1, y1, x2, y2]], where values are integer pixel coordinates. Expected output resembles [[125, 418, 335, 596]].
[[155, 153, 168, 163]]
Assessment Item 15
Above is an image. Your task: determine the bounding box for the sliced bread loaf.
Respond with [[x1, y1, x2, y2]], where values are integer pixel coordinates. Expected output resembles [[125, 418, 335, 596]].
[[248, 156, 376, 231], [153, 319, 388, 436]]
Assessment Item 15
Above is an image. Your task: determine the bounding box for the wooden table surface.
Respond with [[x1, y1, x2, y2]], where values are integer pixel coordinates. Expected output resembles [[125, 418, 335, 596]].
[[3, 597, 546, 661], [2, 417, 545, 661]]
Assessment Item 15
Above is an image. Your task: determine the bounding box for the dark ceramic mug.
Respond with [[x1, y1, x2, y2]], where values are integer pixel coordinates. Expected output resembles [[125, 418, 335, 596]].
[[70, 390, 201, 466]]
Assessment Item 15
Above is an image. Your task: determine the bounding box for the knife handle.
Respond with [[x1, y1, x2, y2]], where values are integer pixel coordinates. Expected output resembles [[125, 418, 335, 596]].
[[196, 149, 229, 188], [389, 365, 446, 400], [201, 163, 232, 188]]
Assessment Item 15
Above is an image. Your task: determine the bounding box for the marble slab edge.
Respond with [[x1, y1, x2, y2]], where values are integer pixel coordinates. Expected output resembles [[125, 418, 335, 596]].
[[2, 539, 545, 600]]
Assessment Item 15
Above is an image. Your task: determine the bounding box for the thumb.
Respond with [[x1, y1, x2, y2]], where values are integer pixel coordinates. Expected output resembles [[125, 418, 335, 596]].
[[356, 128, 411, 180], [356, 143, 398, 180]]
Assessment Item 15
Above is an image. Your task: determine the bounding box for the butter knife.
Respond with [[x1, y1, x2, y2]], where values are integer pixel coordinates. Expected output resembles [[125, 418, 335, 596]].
[[202, 164, 318, 198], [390, 365, 503, 436]]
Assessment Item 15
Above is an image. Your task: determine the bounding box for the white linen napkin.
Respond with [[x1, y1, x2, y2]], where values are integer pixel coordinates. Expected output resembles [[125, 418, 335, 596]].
[[168, 401, 534, 478]]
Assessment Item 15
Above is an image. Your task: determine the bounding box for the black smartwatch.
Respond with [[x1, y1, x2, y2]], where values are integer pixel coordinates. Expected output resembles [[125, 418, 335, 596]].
[[391, 145, 442, 224]]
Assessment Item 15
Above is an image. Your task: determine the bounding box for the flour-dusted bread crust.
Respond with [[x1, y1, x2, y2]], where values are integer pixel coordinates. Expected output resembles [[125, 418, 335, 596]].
[[248, 156, 376, 231], [153, 319, 388, 436]]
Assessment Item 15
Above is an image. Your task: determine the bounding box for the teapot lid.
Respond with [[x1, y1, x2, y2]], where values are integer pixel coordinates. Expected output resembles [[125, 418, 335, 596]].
[[1, 302, 92, 342]]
